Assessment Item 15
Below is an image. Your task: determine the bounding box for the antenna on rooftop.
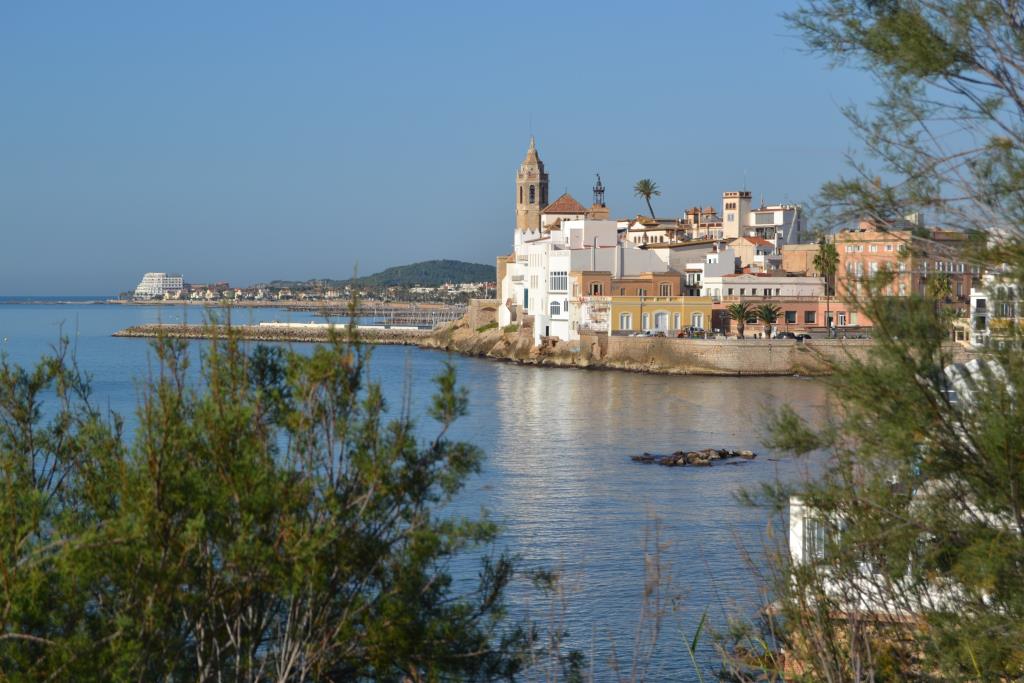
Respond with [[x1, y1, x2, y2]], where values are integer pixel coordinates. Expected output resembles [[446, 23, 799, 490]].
[[743, 170, 747, 192]]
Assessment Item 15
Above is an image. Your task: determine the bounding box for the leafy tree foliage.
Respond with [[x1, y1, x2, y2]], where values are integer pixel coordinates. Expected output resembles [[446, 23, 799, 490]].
[[0, 329, 535, 681], [264, 260, 496, 291], [719, 2, 1024, 680]]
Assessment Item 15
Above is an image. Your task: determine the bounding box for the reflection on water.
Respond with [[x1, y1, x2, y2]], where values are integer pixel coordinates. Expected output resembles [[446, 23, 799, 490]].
[[0, 304, 829, 679], [451, 361, 828, 677]]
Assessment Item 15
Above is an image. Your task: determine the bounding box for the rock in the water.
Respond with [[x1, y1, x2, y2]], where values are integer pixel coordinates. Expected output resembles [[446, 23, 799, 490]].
[[631, 446, 757, 467]]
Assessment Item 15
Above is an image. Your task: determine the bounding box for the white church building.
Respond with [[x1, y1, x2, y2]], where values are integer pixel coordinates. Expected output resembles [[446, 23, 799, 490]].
[[496, 139, 668, 345]]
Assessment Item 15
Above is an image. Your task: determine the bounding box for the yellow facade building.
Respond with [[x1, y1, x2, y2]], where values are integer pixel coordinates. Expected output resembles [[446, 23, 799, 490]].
[[605, 295, 714, 334]]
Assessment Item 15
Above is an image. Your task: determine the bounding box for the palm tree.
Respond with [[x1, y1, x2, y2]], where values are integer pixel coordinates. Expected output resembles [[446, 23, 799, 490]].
[[726, 302, 753, 339], [755, 303, 782, 339], [633, 179, 661, 219], [813, 237, 839, 337]]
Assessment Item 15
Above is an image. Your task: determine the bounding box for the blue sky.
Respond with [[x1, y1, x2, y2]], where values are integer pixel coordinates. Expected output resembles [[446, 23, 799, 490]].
[[0, 1, 877, 295]]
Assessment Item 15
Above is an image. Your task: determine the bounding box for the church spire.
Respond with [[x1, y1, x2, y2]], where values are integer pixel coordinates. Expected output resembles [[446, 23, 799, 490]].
[[523, 135, 540, 165], [515, 137, 549, 231]]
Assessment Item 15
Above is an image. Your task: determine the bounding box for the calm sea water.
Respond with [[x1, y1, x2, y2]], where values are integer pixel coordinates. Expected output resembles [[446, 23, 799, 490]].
[[0, 302, 827, 680]]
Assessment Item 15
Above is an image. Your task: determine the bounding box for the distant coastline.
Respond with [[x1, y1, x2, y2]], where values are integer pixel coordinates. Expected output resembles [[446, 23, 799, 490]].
[[0, 296, 114, 305], [0, 297, 452, 311]]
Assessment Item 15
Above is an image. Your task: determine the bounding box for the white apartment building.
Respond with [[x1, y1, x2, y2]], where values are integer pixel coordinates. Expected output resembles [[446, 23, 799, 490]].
[[968, 271, 1021, 348], [500, 218, 668, 345], [681, 243, 737, 295], [134, 272, 184, 299], [701, 273, 824, 300], [722, 190, 804, 246]]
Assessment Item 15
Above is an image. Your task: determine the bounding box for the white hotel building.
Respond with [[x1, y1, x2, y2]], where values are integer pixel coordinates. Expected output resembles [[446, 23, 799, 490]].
[[134, 272, 184, 299]]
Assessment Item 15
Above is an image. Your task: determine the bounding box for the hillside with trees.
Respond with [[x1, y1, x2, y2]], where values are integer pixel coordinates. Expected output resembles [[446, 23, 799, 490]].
[[263, 260, 495, 290]]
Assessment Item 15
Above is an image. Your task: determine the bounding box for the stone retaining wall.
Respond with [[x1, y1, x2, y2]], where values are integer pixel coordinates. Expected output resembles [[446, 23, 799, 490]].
[[114, 323, 428, 345], [576, 334, 871, 375], [115, 320, 978, 377], [465, 299, 499, 331]]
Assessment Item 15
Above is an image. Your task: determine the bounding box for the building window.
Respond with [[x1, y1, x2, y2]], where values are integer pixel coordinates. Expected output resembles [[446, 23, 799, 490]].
[[803, 516, 828, 562], [785, 310, 796, 324], [619, 287, 625, 295], [637, 288, 647, 297], [673, 313, 681, 329], [550, 301, 561, 317], [550, 271, 568, 292], [573, 282, 580, 296], [838, 312, 847, 326], [659, 283, 671, 296], [850, 312, 858, 325], [869, 244, 878, 252], [619, 313, 633, 330], [529, 185, 536, 203], [590, 282, 603, 295], [654, 312, 668, 329], [739, 288, 745, 296], [804, 311, 816, 324], [642, 313, 650, 330], [754, 212, 775, 225], [727, 288, 733, 295], [519, 187, 523, 203], [885, 244, 894, 251], [691, 312, 704, 329]]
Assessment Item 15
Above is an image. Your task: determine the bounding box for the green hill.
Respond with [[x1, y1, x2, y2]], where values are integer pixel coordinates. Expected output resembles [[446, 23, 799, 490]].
[[263, 260, 495, 290], [351, 260, 495, 287]]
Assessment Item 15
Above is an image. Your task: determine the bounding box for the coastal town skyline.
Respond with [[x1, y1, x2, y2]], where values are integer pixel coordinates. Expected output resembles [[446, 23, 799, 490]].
[[1, 1, 880, 296]]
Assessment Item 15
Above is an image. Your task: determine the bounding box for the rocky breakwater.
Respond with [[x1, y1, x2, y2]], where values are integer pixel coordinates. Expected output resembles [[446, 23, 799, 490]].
[[630, 448, 757, 467], [113, 323, 430, 345]]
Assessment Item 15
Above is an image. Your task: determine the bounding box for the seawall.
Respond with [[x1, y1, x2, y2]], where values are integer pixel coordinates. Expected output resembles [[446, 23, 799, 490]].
[[114, 320, 977, 376], [113, 323, 429, 345]]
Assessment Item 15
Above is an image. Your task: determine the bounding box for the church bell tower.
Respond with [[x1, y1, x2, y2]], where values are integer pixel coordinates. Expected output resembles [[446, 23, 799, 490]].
[[515, 137, 549, 231]]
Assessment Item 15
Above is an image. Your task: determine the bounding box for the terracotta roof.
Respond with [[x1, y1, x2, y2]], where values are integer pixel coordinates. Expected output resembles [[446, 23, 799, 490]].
[[541, 193, 587, 215]]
